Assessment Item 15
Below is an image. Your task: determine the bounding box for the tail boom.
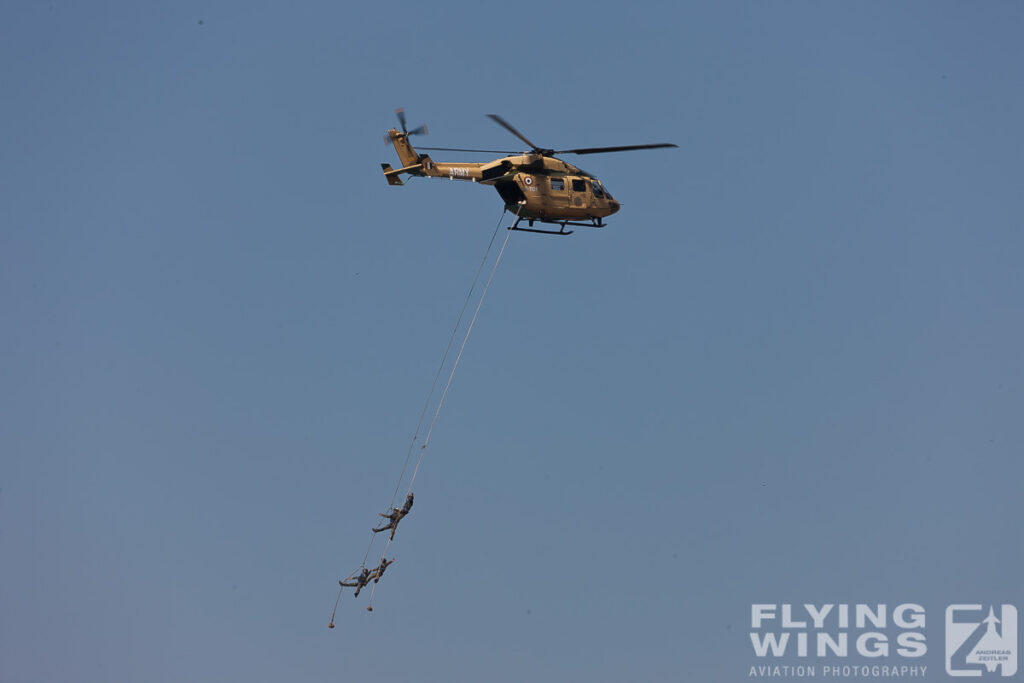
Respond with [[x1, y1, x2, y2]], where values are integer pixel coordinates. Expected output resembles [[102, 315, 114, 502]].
[[382, 128, 486, 185]]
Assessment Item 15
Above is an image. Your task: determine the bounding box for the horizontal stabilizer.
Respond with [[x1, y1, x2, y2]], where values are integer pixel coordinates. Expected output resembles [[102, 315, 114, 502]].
[[380, 163, 404, 186], [381, 161, 426, 186]]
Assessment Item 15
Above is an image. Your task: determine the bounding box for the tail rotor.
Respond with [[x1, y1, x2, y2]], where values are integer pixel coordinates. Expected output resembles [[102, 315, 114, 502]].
[[387, 107, 428, 142]]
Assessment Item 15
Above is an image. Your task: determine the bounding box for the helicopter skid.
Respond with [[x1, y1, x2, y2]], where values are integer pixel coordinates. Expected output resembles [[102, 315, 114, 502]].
[[509, 224, 575, 236], [509, 216, 606, 236]]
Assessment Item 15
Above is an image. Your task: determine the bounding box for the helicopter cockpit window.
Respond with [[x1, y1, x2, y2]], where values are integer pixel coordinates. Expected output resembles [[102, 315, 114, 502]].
[[550, 177, 565, 191], [571, 179, 587, 192], [592, 181, 605, 198]]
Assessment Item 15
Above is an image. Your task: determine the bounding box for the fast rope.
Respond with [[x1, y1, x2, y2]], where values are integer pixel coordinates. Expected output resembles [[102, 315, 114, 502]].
[[366, 209, 516, 612], [331, 206, 517, 624], [407, 219, 514, 492], [364, 218, 516, 610], [386, 208, 508, 512]]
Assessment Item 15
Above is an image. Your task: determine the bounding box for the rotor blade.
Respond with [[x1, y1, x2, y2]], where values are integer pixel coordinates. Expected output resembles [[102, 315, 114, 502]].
[[486, 114, 543, 151], [555, 143, 679, 155], [415, 146, 520, 154], [395, 107, 407, 133], [407, 124, 428, 136]]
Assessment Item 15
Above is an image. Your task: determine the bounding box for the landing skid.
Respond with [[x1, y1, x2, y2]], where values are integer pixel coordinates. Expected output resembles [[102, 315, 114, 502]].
[[508, 216, 607, 236], [510, 224, 574, 236]]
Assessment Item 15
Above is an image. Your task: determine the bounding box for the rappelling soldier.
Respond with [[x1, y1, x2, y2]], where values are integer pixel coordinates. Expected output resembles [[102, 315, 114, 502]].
[[339, 567, 372, 597], [372, 492, 414, 540], [371, 557, 395, 584]]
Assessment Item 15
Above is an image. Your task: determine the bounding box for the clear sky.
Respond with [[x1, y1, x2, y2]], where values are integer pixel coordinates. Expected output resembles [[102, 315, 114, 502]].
[[2, 2, 1022, 681]]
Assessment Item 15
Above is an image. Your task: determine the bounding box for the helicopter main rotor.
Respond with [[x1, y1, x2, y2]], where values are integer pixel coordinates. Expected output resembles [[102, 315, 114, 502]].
[[415, 113, 677, 158]]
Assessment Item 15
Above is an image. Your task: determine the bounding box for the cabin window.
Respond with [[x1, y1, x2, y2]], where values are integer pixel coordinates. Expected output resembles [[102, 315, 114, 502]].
[[550, 178, 565, 191], [592, 181, 605, 198], [571, 179, 587, 192]]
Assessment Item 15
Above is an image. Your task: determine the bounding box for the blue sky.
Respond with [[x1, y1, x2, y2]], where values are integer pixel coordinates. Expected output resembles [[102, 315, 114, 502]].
[[2, 2, 1022, 681]]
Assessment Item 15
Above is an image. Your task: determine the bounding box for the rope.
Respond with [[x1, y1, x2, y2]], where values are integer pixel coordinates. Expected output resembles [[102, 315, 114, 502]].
[[345, 208, 507, 582], [332, 206, 516, 622], [328, 585, 343, 629], [386, 208, 507, 510], [406, 224, 513, 492], [366, 206, 518, 613]]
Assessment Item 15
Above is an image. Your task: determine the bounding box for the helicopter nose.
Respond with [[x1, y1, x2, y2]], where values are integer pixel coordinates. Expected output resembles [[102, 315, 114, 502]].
[[609, 200, 620, 213]]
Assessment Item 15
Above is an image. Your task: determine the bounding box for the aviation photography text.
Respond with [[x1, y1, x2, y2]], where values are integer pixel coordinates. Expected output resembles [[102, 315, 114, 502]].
[[749, 603, 929, 679]]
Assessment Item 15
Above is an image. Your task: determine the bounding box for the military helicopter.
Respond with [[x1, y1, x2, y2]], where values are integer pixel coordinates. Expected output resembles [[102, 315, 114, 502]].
[[381, 109, 677, 235]]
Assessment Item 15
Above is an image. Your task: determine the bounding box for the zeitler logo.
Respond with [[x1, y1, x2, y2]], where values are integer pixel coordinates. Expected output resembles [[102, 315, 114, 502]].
[[946, 605, 1017, 677], [750, 604, 927, 658]]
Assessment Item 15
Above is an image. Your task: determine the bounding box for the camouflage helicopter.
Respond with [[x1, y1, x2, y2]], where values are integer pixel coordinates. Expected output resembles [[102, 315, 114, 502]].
[[381, 109, 677, 235]]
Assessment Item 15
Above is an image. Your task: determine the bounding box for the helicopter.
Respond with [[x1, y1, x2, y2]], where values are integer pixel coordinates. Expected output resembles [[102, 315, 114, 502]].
[[381, 109, 677, 235]]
